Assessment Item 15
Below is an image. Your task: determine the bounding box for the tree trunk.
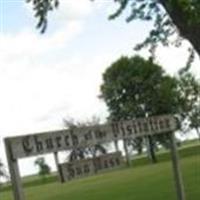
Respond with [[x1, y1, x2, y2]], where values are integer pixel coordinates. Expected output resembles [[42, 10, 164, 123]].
[[147, 136, 157, 164], [135, 138, 143, 155], [159, 0, 200, 57]]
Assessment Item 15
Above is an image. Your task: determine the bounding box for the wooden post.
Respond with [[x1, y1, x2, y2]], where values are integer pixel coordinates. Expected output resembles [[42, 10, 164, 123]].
[[169, 133, 186, 200], [54, 152, 64, 183], [114, 140, 119, 152], [123, 139, 131, 167], [4, 139, 25, 200], [147, 135, 157, 163]]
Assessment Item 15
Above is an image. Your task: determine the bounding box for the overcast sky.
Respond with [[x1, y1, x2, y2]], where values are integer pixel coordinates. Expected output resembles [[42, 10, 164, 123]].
[[0, 0, 199, 176]]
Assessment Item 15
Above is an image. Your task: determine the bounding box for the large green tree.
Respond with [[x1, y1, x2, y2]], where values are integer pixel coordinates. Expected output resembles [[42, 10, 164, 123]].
[[177, 70, 200, 139], [100, 56, 179, 119], [26, 0, 200, 59], [100, 55, 180, 163]]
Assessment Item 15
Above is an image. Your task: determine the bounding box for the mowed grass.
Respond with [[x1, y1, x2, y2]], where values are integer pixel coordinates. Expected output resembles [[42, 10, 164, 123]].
[[1, 144, 200, 200]]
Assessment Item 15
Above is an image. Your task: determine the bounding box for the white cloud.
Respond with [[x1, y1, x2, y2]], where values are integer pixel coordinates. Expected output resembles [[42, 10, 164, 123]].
[[11, 0, 94, 58], [0, 16, 85, 61], [0, 0, 105, 136], [54, 0, 93, 22]]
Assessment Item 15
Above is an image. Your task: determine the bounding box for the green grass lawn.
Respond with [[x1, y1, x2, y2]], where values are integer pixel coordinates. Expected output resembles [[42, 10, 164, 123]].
[[1, 144, 200, 200]]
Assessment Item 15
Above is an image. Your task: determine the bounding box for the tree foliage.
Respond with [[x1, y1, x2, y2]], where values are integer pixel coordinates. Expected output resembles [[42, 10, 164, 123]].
[[63, 117, 107, 162], [0, 160, 9, 186], [109, 0, 200, 60], [177, 70, 200, 138], [26, 0, 200, 62], [34, 157, 51, 179], [100, 55, 179, 120], [100, 55, 180, 162], [26, 0, 59, 33], [100, 55, 200, 140]]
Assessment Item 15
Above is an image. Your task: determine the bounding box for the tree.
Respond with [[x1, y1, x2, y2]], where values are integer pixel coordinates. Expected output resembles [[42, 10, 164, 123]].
[[190, 106, 200, 139], [109, 0, 200, 59], [0, 160, 9, 187], [177, 70, 200, 139], [63, 116, 107, 162], [26, 0, 200, 60], [100, 55, 180, 163], [34, 157, 51, 181]]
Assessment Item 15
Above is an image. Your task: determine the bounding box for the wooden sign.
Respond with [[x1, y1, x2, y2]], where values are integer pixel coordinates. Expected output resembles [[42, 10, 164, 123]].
[[59, 152, 122, 182], [4, 114, 185, 200], [5, 115, 177, 159]]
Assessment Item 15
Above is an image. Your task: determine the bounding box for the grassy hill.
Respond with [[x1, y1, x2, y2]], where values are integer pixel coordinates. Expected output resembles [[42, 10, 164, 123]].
[[1, 143, 199, 200]]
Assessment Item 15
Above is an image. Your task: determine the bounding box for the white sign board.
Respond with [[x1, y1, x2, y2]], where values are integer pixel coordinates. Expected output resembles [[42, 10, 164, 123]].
[[59, 152, 122, 182], [5, 115, 177, 159], [5, 114, 183, 200]]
